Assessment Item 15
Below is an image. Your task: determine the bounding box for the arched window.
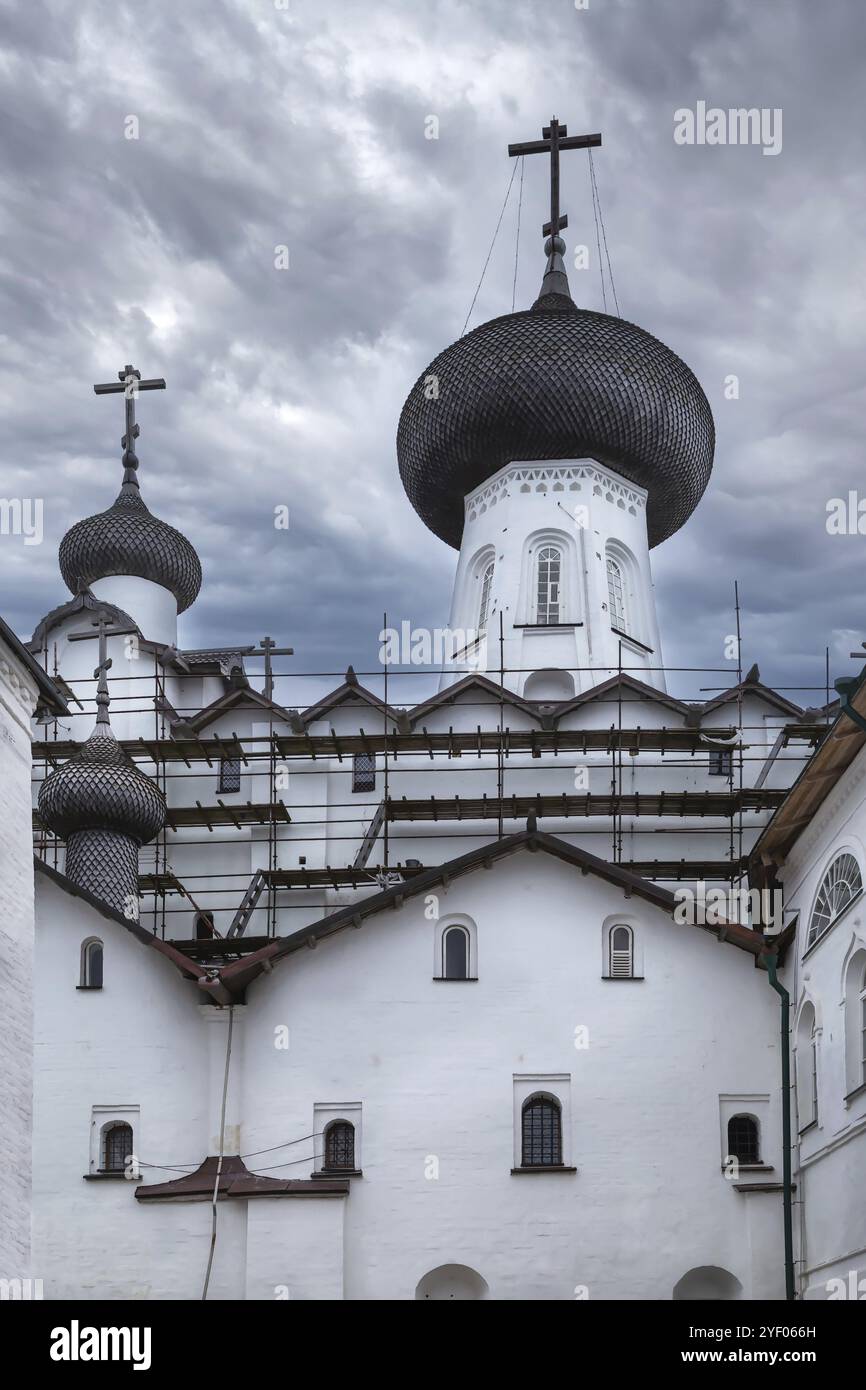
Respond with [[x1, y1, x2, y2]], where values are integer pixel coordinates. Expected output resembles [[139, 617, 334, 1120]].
[[797, 1003, 818, 1129], [323, 1120, 355, 1171], [608, 924, 634, 978], [808, 852, 862, 947], [478, 560, 495, 635], [606, 556, 626, 631], [102, 1122, 133, 1174], [521, 1094, 562, 1167], [727, 1114, 760, 1165], [535, 546, 562, 624], [443, 925, 469, 980], [844, 950, 866, 1095], [80, 938, 103, 989]]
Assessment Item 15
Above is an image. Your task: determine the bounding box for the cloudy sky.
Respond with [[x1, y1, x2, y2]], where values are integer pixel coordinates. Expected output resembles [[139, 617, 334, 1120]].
[[2, 0, 865, 710]]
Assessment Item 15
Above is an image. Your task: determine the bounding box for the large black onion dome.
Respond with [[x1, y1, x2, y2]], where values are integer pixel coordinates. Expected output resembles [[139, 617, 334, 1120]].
[[59, 472, 202, 613], [39, 705, 165, 846], [397, 245, 714, 548]]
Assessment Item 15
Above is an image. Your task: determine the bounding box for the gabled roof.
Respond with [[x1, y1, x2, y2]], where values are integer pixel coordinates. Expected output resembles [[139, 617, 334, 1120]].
[[301, 666, 404, 729], [0, 615, 68, 716], [198, 827, 771, 1003], [408, 674, 543, 726], [180, 646, 254, 681], [34, 857, 209, 988], [183, 684, 302, 734], [750, 667, 866, 876], [700, 664, 802, 719], [26, 590, 139, 659], [555, 673, 695, 722]]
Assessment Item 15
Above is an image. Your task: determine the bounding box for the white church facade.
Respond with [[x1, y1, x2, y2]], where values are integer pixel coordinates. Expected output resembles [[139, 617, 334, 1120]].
[[3, 123, 863, 1300]]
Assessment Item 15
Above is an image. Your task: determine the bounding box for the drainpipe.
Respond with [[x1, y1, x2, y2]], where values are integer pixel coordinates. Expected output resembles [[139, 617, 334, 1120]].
[[761, 948, 796, 1300]]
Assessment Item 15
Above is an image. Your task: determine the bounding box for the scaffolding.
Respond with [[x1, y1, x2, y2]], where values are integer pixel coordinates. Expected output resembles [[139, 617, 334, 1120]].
[[30, 616, 832, 950]]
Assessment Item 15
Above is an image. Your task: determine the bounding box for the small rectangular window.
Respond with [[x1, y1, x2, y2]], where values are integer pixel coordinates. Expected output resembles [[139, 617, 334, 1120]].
[[709, 749, 733, 777], [352, 753, 376, 792], [218, 756, 241, 793]]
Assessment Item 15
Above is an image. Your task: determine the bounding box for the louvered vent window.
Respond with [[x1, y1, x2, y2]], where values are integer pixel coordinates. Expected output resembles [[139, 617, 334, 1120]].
[[609, 924, 634, 978]]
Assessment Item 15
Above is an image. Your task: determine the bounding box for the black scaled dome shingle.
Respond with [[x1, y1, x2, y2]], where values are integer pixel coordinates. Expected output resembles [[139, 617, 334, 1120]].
[[59, 482, 202, 613], [38, 725, 165, 845], [397, 285, 715, 549]]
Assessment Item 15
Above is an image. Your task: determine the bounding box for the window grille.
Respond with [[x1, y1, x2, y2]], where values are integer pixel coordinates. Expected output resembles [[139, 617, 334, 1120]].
[[808, 852, 862, 946], [352, 753, 376, 792], [521, 1095, 562, 1167], [323, 1120, 355, 1170]]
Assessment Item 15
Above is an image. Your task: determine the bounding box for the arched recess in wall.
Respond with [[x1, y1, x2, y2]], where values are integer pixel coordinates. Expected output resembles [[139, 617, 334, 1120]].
[[672, 1267, 743, 1301], [795, 997, 819, 1129], [79, 937, 103, 989], [415, 1264, 490, 1300], [518, 528, 579, 627], [842, 943, 866, 1095], [455, 544, 496, 639], [523, 668, 575, 701], [434, 915, 478, 979], [604, 539, 643, 645]]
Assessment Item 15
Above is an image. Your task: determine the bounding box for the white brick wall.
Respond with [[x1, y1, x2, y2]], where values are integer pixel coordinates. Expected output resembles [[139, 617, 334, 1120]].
[[0, 642, 39, 1280]]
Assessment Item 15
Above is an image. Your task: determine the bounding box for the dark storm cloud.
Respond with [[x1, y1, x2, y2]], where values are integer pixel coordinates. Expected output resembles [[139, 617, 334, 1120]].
[[1, 0, 865, 709]]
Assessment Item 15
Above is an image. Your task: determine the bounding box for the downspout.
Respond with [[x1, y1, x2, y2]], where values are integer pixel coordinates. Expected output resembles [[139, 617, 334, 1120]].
[[761, 948, 796, 1300]]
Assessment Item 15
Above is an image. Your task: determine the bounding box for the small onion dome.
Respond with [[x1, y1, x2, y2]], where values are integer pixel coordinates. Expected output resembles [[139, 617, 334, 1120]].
[[38, 685, 165, 846], [397, 236, 715, 549], [59, 464, 202, 613]]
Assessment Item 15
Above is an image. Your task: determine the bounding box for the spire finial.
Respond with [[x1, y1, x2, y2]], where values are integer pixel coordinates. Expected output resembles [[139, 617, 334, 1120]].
[[93, 364, 167, 490], [508, 120, 602, 301]]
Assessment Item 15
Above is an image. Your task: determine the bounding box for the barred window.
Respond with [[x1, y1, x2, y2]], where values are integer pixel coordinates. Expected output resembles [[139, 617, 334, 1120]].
[[808, 852, 862, 947], [709, 749, 733, 777], [443, 925, 469, 980], [218, 756, 241, 793], [521, 1094, 562, 1167], [727, 1114, 760, 1165], [352, 753, 376, 793], [323, 1120, 355, 1171], [536, 546, 562, 624], [102, 1122, 133, 1174], [609, 924, 634, 979], [606, 556, 626, 630]]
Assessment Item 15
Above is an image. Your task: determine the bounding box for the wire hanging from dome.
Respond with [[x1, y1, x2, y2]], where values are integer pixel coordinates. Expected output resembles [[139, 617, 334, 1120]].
[[511, 155, 525, 312], [589, 155, 607, 313], [461, 156, 522, 337], [589, 149, 621, 317]]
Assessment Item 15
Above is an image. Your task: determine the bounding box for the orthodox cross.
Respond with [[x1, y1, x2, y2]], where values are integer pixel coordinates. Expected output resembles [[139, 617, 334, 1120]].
[[93, 364, 166, 470], [508, 119, 602, 240], [258, 636, 294, 701], [69, 613, 138, 720]]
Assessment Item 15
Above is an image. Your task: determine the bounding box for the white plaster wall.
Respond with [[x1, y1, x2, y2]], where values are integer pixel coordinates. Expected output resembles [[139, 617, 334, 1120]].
[[240, 848, 785, 1300], [32, 875, 210, 1298], [445, 459, 664, 695], [0, 637, 39, 1281], [774, 743, 866, 1299]]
